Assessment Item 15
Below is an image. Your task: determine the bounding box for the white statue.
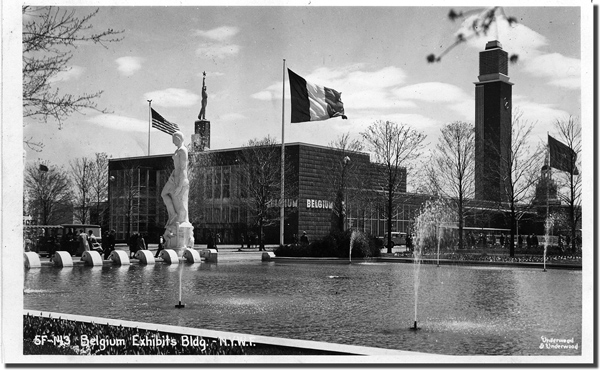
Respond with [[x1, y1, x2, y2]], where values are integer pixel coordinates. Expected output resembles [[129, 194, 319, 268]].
[[161, 131, 193, 249]]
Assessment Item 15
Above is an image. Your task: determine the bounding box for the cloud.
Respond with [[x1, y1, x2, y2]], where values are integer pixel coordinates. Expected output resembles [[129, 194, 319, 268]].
[[392, 82, 474, 120], [459, 12, 548, 62], [48, 66, 85, 83], [393, 82, 470, 103], [196, 43, 240, 59], [86, 114, 148, 132], [143, 88, 200, 107], [457, 11, 580, 90], [195, 26, 239, 41], [115, 56, 144, 76], [250, 90, 274, 101], [512, 98, 571, 128], [522, 53, 580, 90], [195, 26, 240, 59]]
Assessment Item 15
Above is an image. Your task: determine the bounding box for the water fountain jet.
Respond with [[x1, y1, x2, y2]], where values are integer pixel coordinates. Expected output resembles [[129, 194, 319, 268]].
[[411, 199, 454, 330], [543, 215, 555, 273]]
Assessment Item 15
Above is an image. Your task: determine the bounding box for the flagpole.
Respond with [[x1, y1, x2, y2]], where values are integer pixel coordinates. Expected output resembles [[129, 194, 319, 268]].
[[147, 99, 152, 156], [280, 59, 286, 246], [546, 132, 550, 220]]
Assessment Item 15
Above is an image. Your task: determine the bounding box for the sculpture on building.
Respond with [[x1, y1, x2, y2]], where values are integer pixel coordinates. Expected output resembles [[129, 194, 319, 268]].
[[198, 71, 208, 121], [161, 131, 193, 249]]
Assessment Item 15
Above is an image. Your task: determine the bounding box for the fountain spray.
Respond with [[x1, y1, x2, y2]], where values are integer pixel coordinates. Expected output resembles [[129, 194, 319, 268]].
[[175, 259, 185, 308], [543, 215, 555, 273], [410, 199, 452, 330]]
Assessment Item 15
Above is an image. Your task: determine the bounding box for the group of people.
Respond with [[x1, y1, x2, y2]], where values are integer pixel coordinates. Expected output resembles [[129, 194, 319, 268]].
[[128, 232, 148, 259], [239, 232, 267, 251]]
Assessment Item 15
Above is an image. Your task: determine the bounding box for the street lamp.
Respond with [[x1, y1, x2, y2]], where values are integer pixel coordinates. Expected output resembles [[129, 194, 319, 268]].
[[340, 156, 351, 231]]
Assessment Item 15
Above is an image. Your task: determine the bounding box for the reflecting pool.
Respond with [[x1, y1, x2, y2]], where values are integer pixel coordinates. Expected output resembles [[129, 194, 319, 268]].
[[24, 261, 581, 355]]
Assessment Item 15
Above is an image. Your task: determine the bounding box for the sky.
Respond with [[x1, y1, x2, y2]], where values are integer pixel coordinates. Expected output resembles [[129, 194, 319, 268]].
[[18, 3, 589, 176]]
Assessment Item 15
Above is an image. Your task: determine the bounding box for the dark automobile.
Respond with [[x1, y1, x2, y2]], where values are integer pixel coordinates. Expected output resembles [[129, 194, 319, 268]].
[[24, 224, 103, 257]]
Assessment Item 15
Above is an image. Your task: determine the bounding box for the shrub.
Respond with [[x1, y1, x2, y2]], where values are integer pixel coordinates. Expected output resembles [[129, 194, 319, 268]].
[[274, 230, 381, 258]]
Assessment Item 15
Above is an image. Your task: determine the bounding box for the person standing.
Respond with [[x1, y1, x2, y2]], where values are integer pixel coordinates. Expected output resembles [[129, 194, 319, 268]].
[[406, 233, 413, 252], [104, 230, 116, 260], [207, 232, 214, 250], [78, 229, 90, 255], [137, 233, 147, 252], [129, 233, 139, 258], [88, 230, 103, 254], [517, 234, 523, 249], [300, 231, 309, 247], [155, 235, 165, 258], [214, 233, 220, 251]]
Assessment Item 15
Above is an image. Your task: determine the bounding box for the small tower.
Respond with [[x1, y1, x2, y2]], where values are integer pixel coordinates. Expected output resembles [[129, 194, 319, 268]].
[[192, 71, 210, 152]]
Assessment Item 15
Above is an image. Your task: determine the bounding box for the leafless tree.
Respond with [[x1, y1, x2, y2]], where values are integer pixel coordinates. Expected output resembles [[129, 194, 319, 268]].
[[361, 120, 426, 253], [426, 121, 475, 249], [237, 136, 295, 250], [553, 116, 582, 252], [70, 157, 94, 224], [326, 133, 366, 233], [22, 6, 123, 149], [187, 150, 215, 226], [24, 161, 72, 225], [89, 152, 110, 226], [109, 164, 141, 240], [496, 112, 544, 257]]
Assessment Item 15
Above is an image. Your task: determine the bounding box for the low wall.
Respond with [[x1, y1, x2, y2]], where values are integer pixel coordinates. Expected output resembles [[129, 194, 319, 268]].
[[268, 256, 582, 270]]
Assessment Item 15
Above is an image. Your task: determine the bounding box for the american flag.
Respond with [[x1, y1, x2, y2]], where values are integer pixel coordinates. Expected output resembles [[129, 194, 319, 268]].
[[151, 108, 180, 135]]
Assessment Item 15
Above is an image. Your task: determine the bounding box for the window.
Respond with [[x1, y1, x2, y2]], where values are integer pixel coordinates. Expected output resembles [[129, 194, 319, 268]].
[[214, 169, 221, 199], [223, 168, 230, 198]]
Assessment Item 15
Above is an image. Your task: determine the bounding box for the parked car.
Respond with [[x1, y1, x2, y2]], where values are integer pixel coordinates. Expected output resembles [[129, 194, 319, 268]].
[[23, 224, 102, 257], [379, 232, 407, 247]]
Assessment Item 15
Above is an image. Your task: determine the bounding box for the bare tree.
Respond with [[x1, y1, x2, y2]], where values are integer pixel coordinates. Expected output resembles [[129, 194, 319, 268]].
[[553, 116, 582, 253], [237, 136, 295, 250], [24, 162, 72, 225], [89, 152, 110, 226], [361, 120, 426, 253], [426, 121, 475, 249], [496, 112, 544, 257], [22, 6, 123, 148], [187, 150, 215, 226], [327, 133, 365, 232], [109, 164, 140, 240], [427, 7, 518, 64], [70, 157, 94, 224]]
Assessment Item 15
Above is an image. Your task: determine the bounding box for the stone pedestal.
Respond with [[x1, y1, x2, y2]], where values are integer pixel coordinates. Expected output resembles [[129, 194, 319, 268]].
[[81, 250, 103, 266], [173, 221, 194, 256], [110, 250, 131, 265], [53, 251, 73, 267], [24, 252, 41, 268]]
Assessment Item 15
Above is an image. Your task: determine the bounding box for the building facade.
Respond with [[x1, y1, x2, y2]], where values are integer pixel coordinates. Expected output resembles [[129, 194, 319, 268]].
[[108, 143, 416, 244]]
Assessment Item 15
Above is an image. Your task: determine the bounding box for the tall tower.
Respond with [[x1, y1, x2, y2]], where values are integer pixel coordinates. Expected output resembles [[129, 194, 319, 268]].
[[474, 40, 513, 202], [192, 71, 210, 152]]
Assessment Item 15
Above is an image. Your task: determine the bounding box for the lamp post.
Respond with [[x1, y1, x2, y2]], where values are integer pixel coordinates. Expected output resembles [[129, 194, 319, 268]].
[[340, 156, 351, 231]]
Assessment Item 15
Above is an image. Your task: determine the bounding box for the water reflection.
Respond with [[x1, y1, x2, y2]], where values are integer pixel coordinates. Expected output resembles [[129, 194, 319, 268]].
[[24, 262, 581, 355]]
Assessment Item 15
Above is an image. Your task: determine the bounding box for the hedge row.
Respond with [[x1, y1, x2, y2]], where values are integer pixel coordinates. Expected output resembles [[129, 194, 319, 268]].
[[275, 230, 382, 258]]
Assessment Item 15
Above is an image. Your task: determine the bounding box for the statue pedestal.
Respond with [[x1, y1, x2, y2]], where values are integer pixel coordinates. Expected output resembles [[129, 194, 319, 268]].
[[166, 222, 194, 257]]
